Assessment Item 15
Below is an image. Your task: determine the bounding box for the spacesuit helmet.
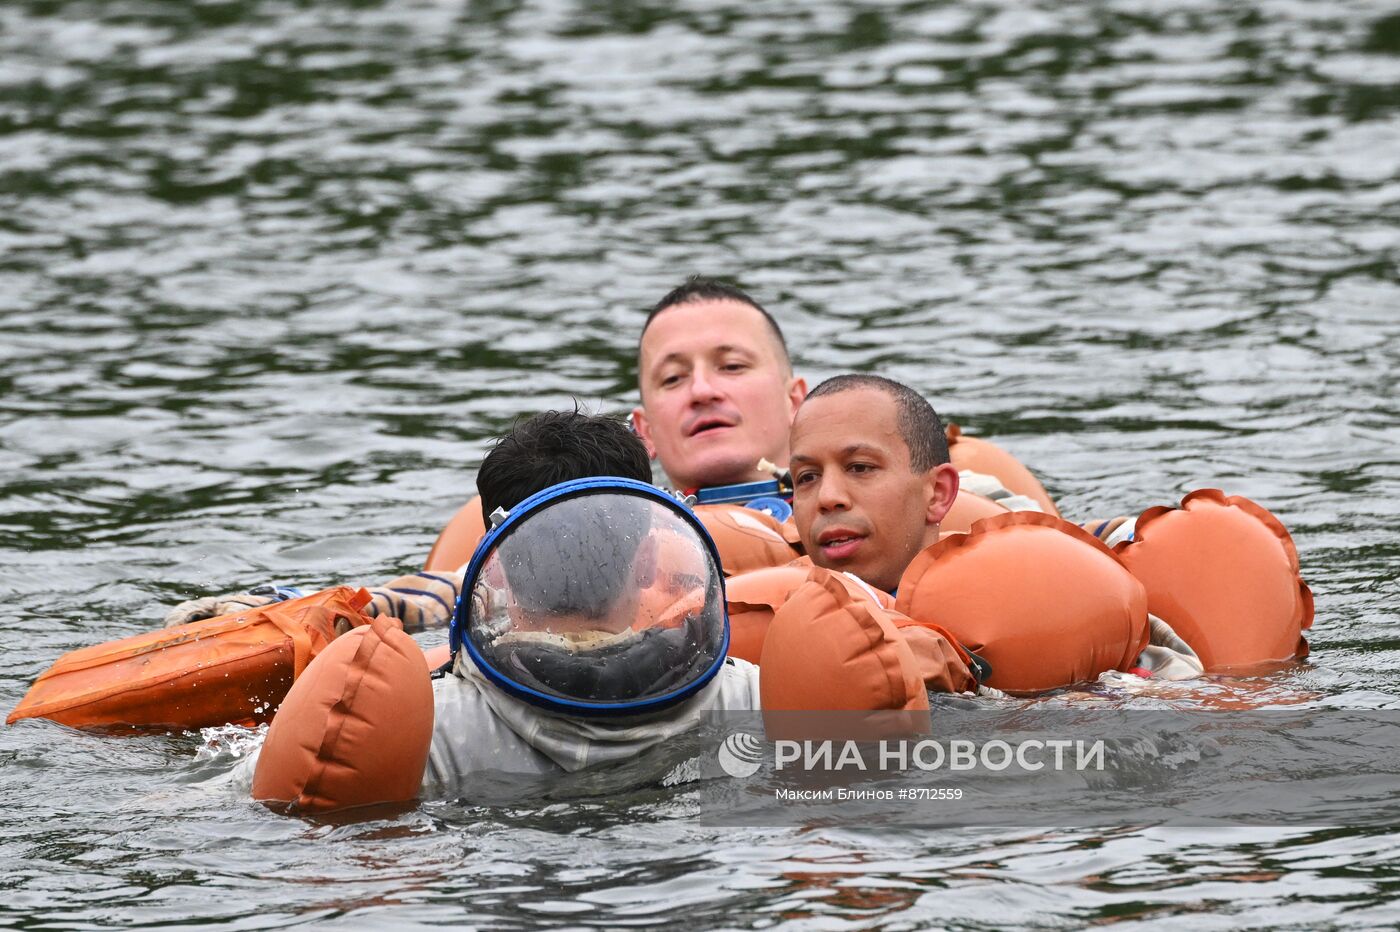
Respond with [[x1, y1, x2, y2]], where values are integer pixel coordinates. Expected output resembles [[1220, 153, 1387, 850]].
[[451, 477, 730, 717]]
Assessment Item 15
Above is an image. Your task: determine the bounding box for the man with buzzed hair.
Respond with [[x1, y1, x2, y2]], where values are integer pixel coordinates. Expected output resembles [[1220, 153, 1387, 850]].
[[789, 374, 960, 593], [785, 373, 1203, 679], [631, 277, 806, 493]]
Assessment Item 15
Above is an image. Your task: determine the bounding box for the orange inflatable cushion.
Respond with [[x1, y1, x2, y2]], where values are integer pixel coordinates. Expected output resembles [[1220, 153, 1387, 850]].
[[252, 617, 434, 814], [896, 512, 1149, 692], [694, 503, 802, 576], [727, 565, 893, 664], [1114, 489, 1313, 671], [759, 568, 928, 712], [941, 489, 1011, 534], [424, 496, 486, 572], [7, 587, 374, 732], [946, 424, 1059, 517]]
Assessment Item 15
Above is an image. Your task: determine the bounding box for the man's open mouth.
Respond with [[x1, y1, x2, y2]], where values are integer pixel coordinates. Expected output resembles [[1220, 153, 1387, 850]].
[[687, 418, 734, 436], [817, 529, 866, 559]]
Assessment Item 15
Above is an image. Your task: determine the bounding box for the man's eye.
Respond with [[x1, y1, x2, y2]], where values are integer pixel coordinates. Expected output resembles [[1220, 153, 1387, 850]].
[[659, 373, 683, 387], [848, 463, 875, 474], [721, 362, 748, 373], [794, 471, 818, 486]]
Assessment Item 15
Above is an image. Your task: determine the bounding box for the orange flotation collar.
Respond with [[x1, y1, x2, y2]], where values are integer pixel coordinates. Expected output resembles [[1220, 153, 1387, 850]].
[[946, 423, 1060, 516], [423, 496, 487, 572], [896, 512, 1149, 692], [1115, 489, 1313, 671], [252, 616, 434, 814], [8, 587, 376, 732]]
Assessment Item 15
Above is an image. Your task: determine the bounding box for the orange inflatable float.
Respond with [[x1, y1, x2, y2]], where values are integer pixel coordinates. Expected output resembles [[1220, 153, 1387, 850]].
[[693, 503, 802, 575], [759, 569, 928, 712], [940, 489, 1011, 533], [1115, 489, 1312, 671], [252, 617, 434, 814], [728, 565, 978, 695], [726, 565, 890, 663], [8, 587, 376, 732], [423, 496, 486, 572], [896, 512, 1149, 692], [426, 497, 805, 578], [946, 424, 1059, 516]]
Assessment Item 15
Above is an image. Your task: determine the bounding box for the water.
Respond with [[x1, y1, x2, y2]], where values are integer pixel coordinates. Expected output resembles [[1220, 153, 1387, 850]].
[[2, 0, 1398, 926]]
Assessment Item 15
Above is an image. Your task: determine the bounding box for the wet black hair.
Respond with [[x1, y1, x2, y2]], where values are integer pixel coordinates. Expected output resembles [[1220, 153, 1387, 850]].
[[640, 275, 791, 368], [476, 408, 653, 521], [804, 374, 949, 472]]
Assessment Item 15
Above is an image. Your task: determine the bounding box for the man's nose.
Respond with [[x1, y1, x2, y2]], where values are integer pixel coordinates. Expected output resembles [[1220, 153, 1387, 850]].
[[687, 366, 724, 404], [816, 472, 850, 513]]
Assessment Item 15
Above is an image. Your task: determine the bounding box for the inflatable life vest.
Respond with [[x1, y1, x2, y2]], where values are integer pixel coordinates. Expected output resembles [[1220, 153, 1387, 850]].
[[946, 423, 1059, 517], [895, 512, 1149, 692], [726, 565, 891, 663], [759, 568, 929, 712], [1115, 489, 1312, 671], [423, 496, 486, 572], [8, 587, 376, 732], [730, 565, 978, 697], [941, 489, 1011, 533], [693, 503, 802, 575], [253, 617, 434, 814]]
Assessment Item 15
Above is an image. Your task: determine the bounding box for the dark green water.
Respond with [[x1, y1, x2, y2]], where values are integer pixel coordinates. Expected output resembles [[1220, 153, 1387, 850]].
[[2, 0, 1398, 927]]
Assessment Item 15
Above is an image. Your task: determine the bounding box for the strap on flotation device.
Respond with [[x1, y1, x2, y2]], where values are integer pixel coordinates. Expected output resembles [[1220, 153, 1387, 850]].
[[7, 587, 375, 732], [946, 424, 1060, 517], [896, 512, 1149, 693], [1114, 489, 1313, 671], [252, 616, 434, 814], [886, 613, 988, 690]]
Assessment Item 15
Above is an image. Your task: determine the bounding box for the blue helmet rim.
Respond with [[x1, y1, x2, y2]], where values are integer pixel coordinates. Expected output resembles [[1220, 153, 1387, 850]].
[[450, 476, 731, 717]]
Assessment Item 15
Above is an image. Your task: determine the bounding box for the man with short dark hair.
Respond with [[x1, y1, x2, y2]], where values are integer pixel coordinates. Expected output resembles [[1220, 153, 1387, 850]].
[[477, 408, 653, 523], [786, 374, 1203, 679], [631, 276, 806, 493], [789, 374, 960, 593]]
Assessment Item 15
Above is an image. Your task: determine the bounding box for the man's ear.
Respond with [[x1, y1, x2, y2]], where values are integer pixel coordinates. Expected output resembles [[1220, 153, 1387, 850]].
[[926, 463, 961, 529], [786, 376, 808, 420], [630, 406, 658, 458]]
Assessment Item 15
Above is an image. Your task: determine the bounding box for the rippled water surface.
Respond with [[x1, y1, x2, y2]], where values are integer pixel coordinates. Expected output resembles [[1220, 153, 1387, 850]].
[[2, 0, 1399, 927]]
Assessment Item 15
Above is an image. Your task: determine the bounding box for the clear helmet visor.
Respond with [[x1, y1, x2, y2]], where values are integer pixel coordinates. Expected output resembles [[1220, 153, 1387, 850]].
[[462, 489, 728, 715]]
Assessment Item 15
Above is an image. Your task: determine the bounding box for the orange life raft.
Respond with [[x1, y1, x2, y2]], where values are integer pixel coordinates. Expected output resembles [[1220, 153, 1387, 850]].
[[1116, 489, 1312, 671], [8, 587, 376, 732]]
